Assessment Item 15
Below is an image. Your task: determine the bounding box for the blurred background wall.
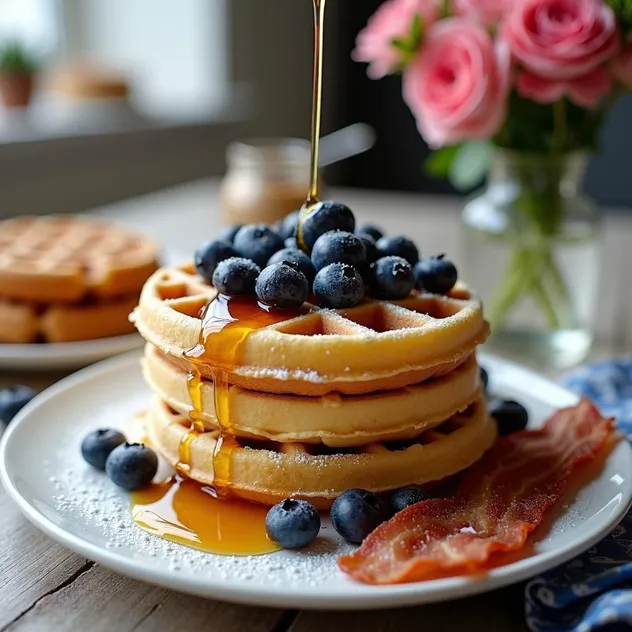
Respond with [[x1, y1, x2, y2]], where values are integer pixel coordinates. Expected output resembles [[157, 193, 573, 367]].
[[0, 0, 629, 216]]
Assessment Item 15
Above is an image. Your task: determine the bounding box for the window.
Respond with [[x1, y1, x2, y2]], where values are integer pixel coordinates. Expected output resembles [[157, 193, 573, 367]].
[[0, 0, 230, 122]]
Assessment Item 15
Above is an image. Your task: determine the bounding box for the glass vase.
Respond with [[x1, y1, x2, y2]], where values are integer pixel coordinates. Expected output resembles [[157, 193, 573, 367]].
[[461, 151, 601, 370]]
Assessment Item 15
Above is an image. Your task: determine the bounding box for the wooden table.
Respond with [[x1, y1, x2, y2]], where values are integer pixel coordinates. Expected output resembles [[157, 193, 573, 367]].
[[1, 180, 629, 632]]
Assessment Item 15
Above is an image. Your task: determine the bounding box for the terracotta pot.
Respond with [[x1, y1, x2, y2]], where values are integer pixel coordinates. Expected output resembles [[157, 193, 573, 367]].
[[0, 72, 34, 108]]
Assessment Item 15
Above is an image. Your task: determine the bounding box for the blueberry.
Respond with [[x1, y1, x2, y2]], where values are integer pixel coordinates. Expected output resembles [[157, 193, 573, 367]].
[[233, 224, 285, 267], [284, 236, 299, 249], [81, 428, 126, 471], [299, 201, 355, 251], [265, 498, 321, 549], [313, 263, 365, 309], [105, 442, 158, 491], [194, 240, 236, 283], [376, 235, 419, 265], [331, 489, 392, 544], [414, 255, 458, 294], [358, 234, 380, 264], [311, 231, 367, 272], [389, 485, 430, 513], [357, 223, 384, 242], [256, 262, 309, 309], [480, 366, 489, 393], [371, 256, 415, 300], [212, 257, 261, 296], [218, 225, 242, 243], [268, 248, 316, 283], [280, 210, 301, 240], [489, 400, 529, 436], [0, 386, 36, 425]]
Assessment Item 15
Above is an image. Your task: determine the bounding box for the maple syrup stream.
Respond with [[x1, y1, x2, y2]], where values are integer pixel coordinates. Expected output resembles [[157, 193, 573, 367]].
[[132, 0, 326, 555]]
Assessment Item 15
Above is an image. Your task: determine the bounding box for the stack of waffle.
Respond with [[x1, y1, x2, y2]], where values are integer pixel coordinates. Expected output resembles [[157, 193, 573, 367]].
[[133, 264, 495, 509], [0, 216, 159, 343]]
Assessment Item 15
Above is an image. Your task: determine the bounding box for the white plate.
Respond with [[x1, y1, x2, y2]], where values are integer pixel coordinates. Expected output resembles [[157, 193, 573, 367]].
[[0, 334, 144, 371], [1, 352, 631, 610]]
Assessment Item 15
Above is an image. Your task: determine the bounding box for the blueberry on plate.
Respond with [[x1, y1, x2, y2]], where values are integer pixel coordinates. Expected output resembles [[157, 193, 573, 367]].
[[0, 385, 36, 425], [480, 366, 489, 393], [218, 225, 242, 244], [105, 443, 159, 491], [371, 256, 415, 300], [311, 231, 367, 271], [300, 201, 355, 251], [265, 498, 321, 549], [389, 485, 430, 513], [233, 224, 285, 268], [331, 488, 392, 544], [280, 210, 301, 240], [414, 255, 458, 295], [267, 247, 316, 283], [358, 234, 380, 265], [256, 262, 309, 309], [489, 399, 529, 436], [357, 223, 384, 242], [194, 240, 236, 283], [212, 257, 261, 296], [313, 263, 365, 309], [81, 428, 127, 471], [376, 235, 419, 265]]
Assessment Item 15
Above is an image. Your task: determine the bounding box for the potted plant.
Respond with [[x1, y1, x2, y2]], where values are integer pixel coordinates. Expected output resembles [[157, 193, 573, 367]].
[[354, 0, 632, 368], [0, 42, 37, 108]]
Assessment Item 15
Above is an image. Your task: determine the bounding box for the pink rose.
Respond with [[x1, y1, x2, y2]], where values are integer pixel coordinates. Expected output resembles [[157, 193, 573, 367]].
[[403, 18, 510, 148], [454, 0, 511, 24], [612, 47, 632, 88], [503, 0, 619, 80], [517, 67, 612, 107], [353, 0, 440, 79]]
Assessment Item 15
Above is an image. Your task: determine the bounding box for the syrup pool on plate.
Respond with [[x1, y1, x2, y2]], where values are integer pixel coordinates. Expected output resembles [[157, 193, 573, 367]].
[[131, 477, 280, 556]]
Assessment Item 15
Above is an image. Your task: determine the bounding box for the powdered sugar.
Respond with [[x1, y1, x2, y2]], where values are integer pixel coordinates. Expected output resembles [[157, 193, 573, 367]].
[[50, 440, 353, 588]]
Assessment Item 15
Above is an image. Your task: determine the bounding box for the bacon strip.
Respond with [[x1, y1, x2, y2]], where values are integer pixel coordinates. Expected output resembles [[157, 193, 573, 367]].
[[338, 399, 615, 585]]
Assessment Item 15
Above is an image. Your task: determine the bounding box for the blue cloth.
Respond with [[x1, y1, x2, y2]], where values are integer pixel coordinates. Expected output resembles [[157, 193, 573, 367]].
[[525, 358, 632, 632]]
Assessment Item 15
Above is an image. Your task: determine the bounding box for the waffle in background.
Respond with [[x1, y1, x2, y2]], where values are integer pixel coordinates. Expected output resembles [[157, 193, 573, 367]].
[[0, 215, 159, 343]]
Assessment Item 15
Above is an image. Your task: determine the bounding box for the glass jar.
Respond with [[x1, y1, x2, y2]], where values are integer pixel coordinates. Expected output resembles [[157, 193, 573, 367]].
[[220, 138, 315, 226], [461, 151, 601, 369]]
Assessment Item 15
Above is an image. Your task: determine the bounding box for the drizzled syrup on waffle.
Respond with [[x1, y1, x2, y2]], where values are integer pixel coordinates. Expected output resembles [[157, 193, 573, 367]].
[[182, 295, 305, 496]]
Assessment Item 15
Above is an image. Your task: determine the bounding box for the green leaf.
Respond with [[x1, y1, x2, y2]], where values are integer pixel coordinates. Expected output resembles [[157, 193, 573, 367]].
[[391, 37, 414, 54], [425, 145, 461, 178], [449, 141, 493, 191], [411, 13, 422, 43]]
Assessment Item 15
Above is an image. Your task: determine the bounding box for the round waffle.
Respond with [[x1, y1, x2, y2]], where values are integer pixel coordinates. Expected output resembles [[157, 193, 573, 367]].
[[145, 396, 497, 509], [132, 266, 489, 396], [0, 215, 159, 304], [142, 344, 483, 447]]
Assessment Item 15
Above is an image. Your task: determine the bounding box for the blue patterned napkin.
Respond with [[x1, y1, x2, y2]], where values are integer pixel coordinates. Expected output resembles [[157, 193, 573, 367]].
[[525, 358, 632, 632]]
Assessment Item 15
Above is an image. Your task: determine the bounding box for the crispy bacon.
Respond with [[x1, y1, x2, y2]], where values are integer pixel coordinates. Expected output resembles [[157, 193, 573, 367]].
[[338, 399, 615, 585]]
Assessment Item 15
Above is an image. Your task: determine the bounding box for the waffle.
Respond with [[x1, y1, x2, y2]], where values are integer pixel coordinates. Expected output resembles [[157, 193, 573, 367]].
[[146, 396, 497, 509], [0, 215, 158, 303], [142, 344, 483, 447], [132, 266, 489, 396], [0, 295, 139, 343]]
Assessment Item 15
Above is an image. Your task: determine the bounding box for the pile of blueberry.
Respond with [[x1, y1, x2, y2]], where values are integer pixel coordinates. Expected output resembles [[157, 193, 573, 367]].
[[81, 428, 158, 491], [195, 201, 459, 310]]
